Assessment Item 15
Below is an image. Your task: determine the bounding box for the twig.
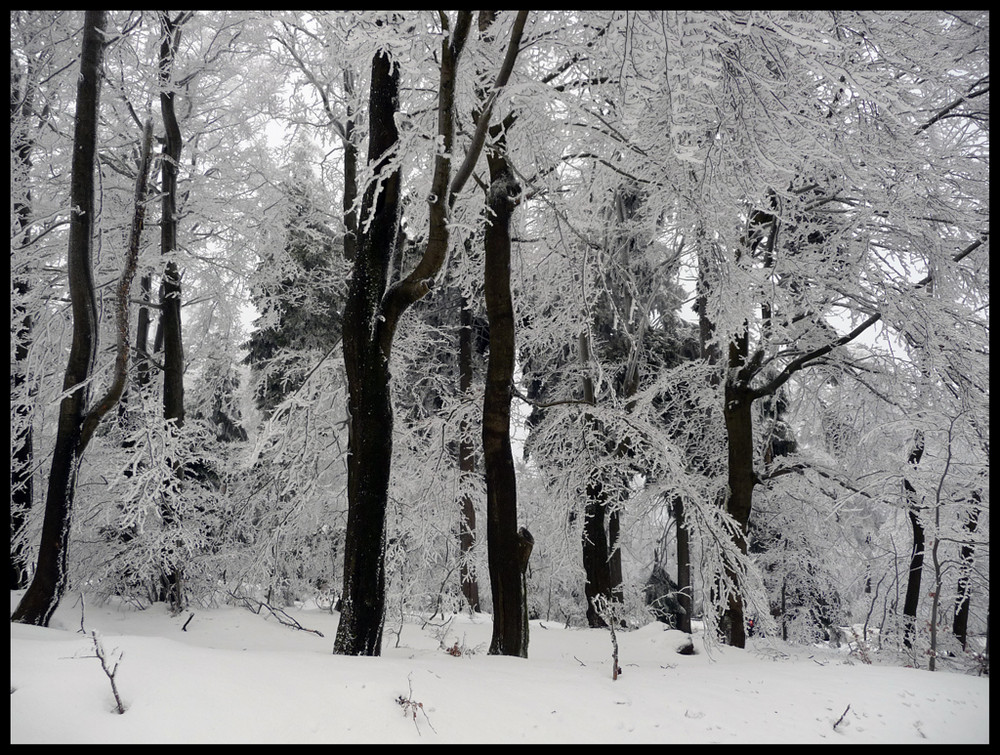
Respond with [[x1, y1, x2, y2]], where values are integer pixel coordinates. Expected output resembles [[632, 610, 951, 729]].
[[181, 613, 194, 632], [78, 592, 87, 635], [396, 674, 437, 735], [227, 591, 324, 637], [89, 632, 126, 715], [833, 703, 851, 730], [593, 594, 623, 680]]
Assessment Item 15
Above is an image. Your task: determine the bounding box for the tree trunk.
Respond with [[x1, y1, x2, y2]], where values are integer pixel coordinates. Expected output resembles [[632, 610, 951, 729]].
[[901, 433, 926, 650], [582, 482, 613, 628], [952, 499, 980, 651], [158, 11, 190, 611], [673, 496, 693, 634], [458, 296, 481, 612], [11, 10, 107, 626], [722, 366, 755, 648], [334, 10, 519, 656], [577, 328, 623, 628], [334, 48, 401, 656], [483, 154, 531, 657]]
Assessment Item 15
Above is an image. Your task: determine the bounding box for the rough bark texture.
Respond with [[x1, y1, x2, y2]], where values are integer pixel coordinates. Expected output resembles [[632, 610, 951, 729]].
[[334, 49, 401, 656], [673, 496, 693, 634], [11, 10, 106, 626], [458, 297, 481, 612], [901, 434, 926, 650], [483, 157, 531, 657], [157, 12, 190, 611], [722, 371, 755, 648]]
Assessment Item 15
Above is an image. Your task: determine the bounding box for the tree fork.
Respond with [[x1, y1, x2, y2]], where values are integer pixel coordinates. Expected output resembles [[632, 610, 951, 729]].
[[12, 11, 108, 626]]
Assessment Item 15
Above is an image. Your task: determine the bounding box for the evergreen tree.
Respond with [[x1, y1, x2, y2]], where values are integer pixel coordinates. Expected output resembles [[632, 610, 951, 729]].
[[243, 178, 347, 415]]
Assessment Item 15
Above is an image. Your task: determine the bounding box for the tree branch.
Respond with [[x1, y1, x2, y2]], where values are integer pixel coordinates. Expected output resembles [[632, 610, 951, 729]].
[[750, 234, 986, 400]]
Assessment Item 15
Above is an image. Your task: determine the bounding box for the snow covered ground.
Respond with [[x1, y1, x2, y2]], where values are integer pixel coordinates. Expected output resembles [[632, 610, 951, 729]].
[[10, 591, 989, 743]]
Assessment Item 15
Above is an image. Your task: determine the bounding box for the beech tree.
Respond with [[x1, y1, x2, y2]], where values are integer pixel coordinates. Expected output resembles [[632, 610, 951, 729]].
[[333, 11, 528, 656], [12, 11, 155, 625]]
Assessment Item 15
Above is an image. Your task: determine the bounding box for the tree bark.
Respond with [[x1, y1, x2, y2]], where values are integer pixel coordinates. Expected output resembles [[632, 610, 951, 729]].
[[11, 10, 107, 626], [458, 296, 481, 612], [901, 433, 926, 650], [673, 496, 693, 634], [157, 11, 191, 612], [483, 154, 531, 656], [952, 498, 980, 651], [334, 11, 523, 655], [576, 328, 624, 628], [333, 48, 402, 656], [720, 325, 757, 648]]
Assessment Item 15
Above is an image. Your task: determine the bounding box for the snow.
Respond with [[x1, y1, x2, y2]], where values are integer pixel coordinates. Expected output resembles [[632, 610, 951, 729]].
[[10, 592, 988, 744]]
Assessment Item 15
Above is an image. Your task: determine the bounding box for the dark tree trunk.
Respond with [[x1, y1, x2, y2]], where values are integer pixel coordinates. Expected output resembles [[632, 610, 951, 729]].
[[582, 483, 613, 628], [902, 506, 925, 650], [722, 352, 755, 649], [577, 327, 623, 628], [11, 10, 106, 626], [333, 10, 517, 656], [341, 69, 357, 263], [158, 11, 190, 611], [458, 296, 481, 612], [333, 49, 401, 657], [483, 154, 531, 657], [581, 475, 625, 628], [953, 499, 980, 651], [901, 433, 926, 650], [673, 496, 693, 634]]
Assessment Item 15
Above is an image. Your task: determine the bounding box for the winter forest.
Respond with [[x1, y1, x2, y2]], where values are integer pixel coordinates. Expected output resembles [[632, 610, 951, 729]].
[[9, 10, 990, 741]]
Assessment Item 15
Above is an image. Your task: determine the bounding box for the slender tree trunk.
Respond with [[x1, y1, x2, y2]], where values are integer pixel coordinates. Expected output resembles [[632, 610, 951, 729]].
[[158, 11, 190, 611], [483, 152, 531, 657], [577, 329, 622, 627], [341, 69, 358, 263], [334, 48, 401, 656], [11, 10, 107, 626], [953, 499, 980, 650], [334, 10, 520, 656], [902, 433, 926, 650], [673, 496, 693, 634], [722, 340, 755, 648], [458, 296, 481, 612]]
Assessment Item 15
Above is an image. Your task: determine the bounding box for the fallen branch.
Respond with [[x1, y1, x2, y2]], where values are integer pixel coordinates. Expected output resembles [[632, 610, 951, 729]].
[[227, 591, 324, 637], [833, 703, 851, 730]]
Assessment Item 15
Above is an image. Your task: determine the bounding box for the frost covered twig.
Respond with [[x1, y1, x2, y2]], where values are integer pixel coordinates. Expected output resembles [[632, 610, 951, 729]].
[[227, 590, 324, 637], [396, 674, 436, 735], [593, 595, 623, 680], [87, 631, 126, 714]]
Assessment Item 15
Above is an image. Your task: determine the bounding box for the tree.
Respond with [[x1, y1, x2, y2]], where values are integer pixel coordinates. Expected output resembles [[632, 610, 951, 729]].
[[334, 11, 529, 656], [13, 11, 153, 625], [479, 9, 532, 654]]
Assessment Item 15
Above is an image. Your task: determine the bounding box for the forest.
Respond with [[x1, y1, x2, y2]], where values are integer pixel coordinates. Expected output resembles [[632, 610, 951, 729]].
[[10, 10, 989, 676]]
